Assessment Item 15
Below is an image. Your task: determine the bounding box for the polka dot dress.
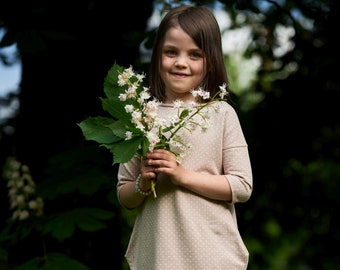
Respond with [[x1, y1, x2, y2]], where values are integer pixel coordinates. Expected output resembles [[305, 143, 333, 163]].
[[118, 101, 253, 270]]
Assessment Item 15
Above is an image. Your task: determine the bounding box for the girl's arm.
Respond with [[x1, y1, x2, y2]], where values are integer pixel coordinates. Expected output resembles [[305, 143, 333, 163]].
[[147, 149, 233, 202], [117, 158, 158, 209]]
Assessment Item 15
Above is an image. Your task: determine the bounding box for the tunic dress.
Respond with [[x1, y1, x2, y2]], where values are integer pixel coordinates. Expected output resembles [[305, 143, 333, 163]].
[[117, 101, 253, 270]]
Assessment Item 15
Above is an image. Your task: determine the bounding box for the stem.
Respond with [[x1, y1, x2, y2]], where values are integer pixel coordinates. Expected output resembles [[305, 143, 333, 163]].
[[168, 103, 210, 141], [151, 179, 157, 198]]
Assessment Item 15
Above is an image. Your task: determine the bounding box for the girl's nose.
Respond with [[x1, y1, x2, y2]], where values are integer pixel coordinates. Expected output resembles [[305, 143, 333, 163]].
[[174, 57, 187, 68]]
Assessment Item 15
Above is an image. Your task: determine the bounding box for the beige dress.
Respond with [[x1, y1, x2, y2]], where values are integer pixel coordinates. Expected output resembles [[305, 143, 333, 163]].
[[117, 101, 253, 270]]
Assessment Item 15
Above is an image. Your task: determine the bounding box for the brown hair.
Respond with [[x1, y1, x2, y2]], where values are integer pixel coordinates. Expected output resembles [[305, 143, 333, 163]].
[[148, 5, 229, 102]]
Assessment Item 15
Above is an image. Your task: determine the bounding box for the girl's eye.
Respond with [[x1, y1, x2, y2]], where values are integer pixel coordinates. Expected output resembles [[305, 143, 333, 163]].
[[190, 52, 203, 59], [164, 50, 177, 57]]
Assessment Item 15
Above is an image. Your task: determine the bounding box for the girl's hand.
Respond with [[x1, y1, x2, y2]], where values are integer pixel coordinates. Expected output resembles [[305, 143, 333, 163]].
[[139, 157, 158, 194], [146, 149, 187, 186], [141, 156, 158, 180]]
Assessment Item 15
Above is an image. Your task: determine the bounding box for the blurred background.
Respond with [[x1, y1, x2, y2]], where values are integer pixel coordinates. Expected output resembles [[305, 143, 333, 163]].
[[0, 0, 339, 269]]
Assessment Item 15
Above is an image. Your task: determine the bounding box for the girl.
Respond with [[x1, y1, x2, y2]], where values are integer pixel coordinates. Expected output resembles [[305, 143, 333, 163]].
[[117, 5, 253, 270]]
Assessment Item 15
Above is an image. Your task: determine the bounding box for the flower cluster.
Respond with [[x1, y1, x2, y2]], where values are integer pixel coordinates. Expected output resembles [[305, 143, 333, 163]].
[[3, 157, 44, 221], [78, 63, 228, 197]]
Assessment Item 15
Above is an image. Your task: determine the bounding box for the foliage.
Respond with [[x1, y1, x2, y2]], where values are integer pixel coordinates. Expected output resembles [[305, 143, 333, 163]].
[[0, 148, 118, 269], [10, 253, 91, 270]]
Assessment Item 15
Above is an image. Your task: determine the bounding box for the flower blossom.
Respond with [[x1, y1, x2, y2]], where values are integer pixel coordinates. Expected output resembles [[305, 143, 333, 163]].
[[3, 157, 44, 221]]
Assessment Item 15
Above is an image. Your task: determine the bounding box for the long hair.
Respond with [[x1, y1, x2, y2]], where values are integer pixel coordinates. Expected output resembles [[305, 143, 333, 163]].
[[148, 5, 229, 102]]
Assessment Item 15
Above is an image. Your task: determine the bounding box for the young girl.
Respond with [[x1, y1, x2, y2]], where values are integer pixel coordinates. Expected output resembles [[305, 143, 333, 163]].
[[117, 5, 253, 270]]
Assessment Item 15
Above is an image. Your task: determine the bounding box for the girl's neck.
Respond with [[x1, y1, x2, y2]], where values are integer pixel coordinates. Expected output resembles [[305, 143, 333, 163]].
[[164, 95, 196, 105]]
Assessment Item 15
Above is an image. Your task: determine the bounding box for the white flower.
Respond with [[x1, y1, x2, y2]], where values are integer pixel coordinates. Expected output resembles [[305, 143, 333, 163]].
[[169, 115, 180, 126], [18, 210, 30, 220], [16, 194, 26, 207], [191, 88, 210, 100], [16, 179, 24, 188], [28, 200, 38, 209], [146, 131, 161, 151], [10, 200, 18, 209], [219, 83, 228, 99], [131, 110, 142, 124], [9, 159, 21, 170], [118, 93, 127, 101], [187, 101, 197, 108], [3, 157, 45, 221], [118, 66, 134, 86], [135, 122, 145, 131], [8, 187, 17, 197], [174, 100, 184, 108], [138, 90, 151, 104], [126, 85, 137, 99], [23, 185, 35, 194], [136, 73, 145, 81], [125, 131, 133, 140], [145, 100, 159, 115], [124, 104, 134, 113]]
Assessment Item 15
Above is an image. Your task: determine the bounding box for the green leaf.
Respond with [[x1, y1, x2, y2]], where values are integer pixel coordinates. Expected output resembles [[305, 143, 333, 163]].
[[38, 148, 113, 199], [104, 136, 143, 164], [0, 246, 8, 261], [76, 208, 114, 232], [76, 218, 107, 232], [13, 252, 91, 270], [103, 63, 125, 99], [141, 135, 150, 157], [42, 208, 114, 241], [77, 116, 121, 144], [106, 119, 128, 138], [100, 97, 131, 122], [179, 108, 190, 118], [85, 207, 115, 220], [42, 168, 108, 196], [162, 125, 175, 133], [48, 216, 75, 240]]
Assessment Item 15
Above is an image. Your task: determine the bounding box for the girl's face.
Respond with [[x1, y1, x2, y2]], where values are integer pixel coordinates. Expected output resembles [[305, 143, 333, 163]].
[[160, 26, 205, 104]]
